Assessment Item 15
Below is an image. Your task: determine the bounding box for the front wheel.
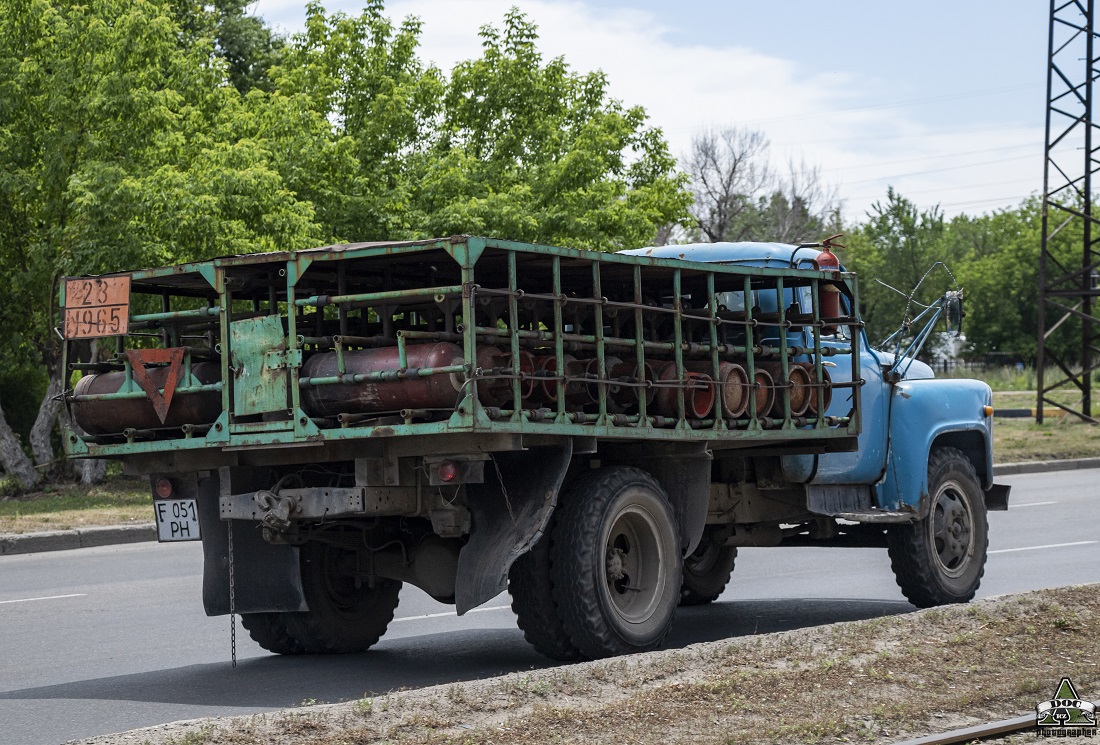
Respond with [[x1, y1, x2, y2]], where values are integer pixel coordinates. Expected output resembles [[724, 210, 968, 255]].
[[887, 447, 988, 607], [550, 467, 682, 658]]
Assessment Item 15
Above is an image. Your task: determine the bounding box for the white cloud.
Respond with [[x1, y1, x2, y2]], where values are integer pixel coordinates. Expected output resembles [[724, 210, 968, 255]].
[[252, 0, 1045, 221]]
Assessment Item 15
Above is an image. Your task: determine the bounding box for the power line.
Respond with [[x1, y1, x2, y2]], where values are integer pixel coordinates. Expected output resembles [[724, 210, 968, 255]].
[[820, 142, 1039, 173], [846, 176, 1039, 202], [773, 122, 1043, 148], [837, 148, 1062, 187], [728, 82, 1045, 127], [938, 195, 1031, 209]]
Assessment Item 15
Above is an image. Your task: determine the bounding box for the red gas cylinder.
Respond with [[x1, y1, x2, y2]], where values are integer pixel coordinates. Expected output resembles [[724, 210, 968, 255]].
[[796, 362, 833, 417], [300, 342, 467, 417], [71, 361, 222, 435], [762, 362, 812, 418], [653, 362, 715, 419], [816, 234, 844, 335], [685, 360, 750, 419]]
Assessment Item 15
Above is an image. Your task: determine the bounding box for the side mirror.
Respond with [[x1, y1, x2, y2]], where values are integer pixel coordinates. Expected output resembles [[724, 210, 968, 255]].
[[944, 291, 964, 336]]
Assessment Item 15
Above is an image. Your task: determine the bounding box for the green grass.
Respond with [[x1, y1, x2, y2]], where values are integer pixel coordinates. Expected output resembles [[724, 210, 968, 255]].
[[993, 417, 1100, 463], [941, 364, 1100, 392], [0, 475, 150, 533]]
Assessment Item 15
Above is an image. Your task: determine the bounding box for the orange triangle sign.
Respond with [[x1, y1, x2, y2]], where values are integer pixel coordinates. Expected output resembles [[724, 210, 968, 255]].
[[125, 348, 185, 424]]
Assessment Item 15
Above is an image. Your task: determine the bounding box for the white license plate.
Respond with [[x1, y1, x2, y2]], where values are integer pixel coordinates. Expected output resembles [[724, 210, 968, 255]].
[[154, 499, 201, 542]]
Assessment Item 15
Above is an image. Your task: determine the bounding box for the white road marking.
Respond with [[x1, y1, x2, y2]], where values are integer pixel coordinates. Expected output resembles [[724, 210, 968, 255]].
[[392, 604, 512, 623], [0, 593, 86, 605], [990, 540, 1097, 555], [1011, 501, 1058, 508]]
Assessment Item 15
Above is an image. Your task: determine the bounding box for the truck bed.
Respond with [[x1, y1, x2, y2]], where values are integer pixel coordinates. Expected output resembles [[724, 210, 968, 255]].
[[62, 236, 862, 469]]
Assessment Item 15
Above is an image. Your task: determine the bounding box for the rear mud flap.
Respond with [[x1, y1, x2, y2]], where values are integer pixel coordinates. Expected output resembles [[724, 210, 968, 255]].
[[454, 441, 573, 615], [192, 472, 307, 616]]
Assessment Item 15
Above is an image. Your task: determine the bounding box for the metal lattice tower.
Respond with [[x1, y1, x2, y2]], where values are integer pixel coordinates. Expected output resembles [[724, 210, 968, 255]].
[[1038, 0, 1100, 424]]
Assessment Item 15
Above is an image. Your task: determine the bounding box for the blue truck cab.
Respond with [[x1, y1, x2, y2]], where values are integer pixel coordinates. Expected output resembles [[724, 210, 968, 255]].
[[625, 241, 1011, 609]]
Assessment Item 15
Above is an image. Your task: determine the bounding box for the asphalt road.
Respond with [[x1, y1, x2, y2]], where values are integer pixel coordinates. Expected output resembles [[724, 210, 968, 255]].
[[1, 468, 1097, 745]]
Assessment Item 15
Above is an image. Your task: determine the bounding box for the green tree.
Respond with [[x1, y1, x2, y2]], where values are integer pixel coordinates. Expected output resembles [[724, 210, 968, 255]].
[[269, 0, 443, 242], [952, 197, 1084, 365], [0, 0, 692, 489], [408, 9, 690, 249], [172, 0, 286, 94], [844, 188, 958, 348], [0, 0, 320, 487]]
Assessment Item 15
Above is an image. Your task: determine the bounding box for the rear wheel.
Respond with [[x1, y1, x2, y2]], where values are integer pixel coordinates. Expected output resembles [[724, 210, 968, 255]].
[[887, 447, 988, 607], [287, 542, 401, 653], [680, 534, 736, 606], [550, 467, 682, 658], [240, 612, 305, 655], [509, 520, 586, 661]]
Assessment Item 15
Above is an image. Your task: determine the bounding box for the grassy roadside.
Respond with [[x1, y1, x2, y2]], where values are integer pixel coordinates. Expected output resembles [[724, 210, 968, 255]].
[[81, 584, 1100, 745], [993, 417, 1100, 463], [0, 477, 149, 534]]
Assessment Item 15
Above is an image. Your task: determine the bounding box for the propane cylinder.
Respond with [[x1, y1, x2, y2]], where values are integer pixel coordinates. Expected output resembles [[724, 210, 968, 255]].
[[474, 346, 512, 407], [71, 361, 222, 435], [816, 238, 843, 335], [300, 342, 467, 417], [608, 360, 656, 409], [750, 366, 775, 419], [762, 362, 812, 418], [796, 362, 833, 417], [513, 350, 537, 402], [535, 354, 588, 405], [685, 360, 750, 419], [582, 356, 622, 409], [653, 362, 715, 419]]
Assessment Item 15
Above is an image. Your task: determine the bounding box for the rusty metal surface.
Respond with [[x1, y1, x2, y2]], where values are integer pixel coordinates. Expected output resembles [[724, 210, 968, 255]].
[[72, 361, 222, 435], [300, 342, 465, 417], [230, 316, 291, 417]]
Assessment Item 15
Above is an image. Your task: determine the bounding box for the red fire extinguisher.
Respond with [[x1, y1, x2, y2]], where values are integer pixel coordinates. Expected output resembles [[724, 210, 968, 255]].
[[817, 234, 843, 334]]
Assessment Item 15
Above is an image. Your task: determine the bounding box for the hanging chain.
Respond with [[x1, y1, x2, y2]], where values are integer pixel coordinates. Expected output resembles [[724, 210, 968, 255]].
[[228, 519, 237, 668]]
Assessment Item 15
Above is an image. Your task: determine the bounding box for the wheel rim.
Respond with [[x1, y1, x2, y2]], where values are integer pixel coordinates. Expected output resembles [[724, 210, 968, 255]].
[[929, 479, 974, 579], [603, 504, 666, 625]]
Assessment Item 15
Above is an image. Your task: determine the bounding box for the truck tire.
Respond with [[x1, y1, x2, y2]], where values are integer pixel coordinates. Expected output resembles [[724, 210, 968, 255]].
[[680, 535, 736, 606], [886, 447, 988, 607], [240, 613, 305, 655], [508, 523, 587, 661], [287, 542, 401, 653], [550, 467, 682, 658]]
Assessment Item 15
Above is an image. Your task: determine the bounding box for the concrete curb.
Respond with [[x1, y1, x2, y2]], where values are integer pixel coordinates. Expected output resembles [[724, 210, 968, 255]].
[[0, 523, 155, 557], [992, 456, 1100, 476], [1, 457, 1097, 557]]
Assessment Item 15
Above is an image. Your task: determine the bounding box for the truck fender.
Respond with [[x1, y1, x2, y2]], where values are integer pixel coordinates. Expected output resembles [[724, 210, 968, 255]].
[[455, 440, 573, 615], [876, 379, 994, 516], [604, 441, 712, 555]]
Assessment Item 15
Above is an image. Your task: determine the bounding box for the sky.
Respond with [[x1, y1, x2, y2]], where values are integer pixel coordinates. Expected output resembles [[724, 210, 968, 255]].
[[250, 0, 1054, 223]]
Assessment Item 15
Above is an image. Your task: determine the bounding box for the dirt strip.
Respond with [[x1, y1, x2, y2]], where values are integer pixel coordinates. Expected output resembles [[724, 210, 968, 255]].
[[76, 584, 1099, 745]]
